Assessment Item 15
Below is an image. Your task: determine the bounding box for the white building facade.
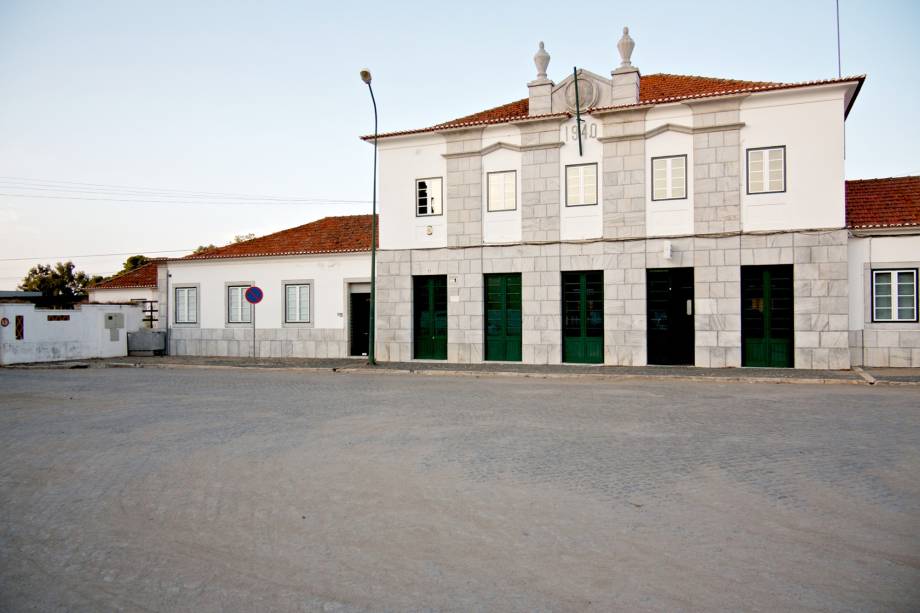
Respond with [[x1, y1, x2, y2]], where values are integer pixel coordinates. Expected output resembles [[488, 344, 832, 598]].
[[369, 29, 884, 369]]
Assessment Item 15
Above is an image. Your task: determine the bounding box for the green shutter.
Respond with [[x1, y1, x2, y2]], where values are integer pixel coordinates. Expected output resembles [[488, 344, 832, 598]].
[[562, 271, 604, 363], [484, 273, 522, 361], [413, 276, 448, 359]]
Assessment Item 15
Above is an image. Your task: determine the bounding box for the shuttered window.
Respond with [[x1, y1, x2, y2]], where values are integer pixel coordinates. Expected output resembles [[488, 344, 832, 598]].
[[652, 155, 687, 200], [227, 285, 251, 323], [566, 163, 598, 206], [748, 146, 785, 193], [873, 269, 917, 322], [285, 284, 311, 323], [487, 171, 516, 212], [175, 287, 197, 324]]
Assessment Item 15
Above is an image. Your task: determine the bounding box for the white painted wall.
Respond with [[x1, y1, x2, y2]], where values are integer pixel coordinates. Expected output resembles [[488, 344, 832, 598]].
[[88, 287, 157, 303], [559, 116, 603, 240], [644, 104, 694, 236], [0, 303, 142, 365], [377, 133, 447, 250], [848, 234, 920, 330], [163, 253, 370, 330], [481, 131, 522, 243], [740, 86, 848, 232]]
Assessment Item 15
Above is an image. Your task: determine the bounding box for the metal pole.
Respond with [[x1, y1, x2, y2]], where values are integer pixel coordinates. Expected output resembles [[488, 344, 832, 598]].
[[836, 0, 842, 78], [252, 301, 256, 360], [573, 67, 583, 157], [366, 81, 378, 365]]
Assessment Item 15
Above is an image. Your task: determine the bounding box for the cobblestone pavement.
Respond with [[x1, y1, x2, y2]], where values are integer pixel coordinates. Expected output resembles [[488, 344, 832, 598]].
[[0, 368, 918, 612]]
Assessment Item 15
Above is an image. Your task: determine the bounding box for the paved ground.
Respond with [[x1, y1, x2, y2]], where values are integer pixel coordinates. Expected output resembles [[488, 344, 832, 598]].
[[0, 368, 918, 612]]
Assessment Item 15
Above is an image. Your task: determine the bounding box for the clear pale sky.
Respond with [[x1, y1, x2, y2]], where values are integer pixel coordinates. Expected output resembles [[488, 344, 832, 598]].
[[1, 0, 918, 289]]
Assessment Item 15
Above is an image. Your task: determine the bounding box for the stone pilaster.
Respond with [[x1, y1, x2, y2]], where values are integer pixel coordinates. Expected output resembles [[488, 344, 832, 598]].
[[600, 109, 648, 239], [693, 236, 742, 367], [445, 129, 484, 248], [374, 249, 413, 362], [690, 99, 743, 235], [520, 120, 564, 243], [603, 239, 646, 365]]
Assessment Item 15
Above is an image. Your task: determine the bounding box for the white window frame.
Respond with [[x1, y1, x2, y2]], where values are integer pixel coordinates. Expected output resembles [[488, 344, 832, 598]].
[[487, 170, 517, 212], [747, 146, 786, 194], [174, 285, 198, 325], [226, 283, 252, 324], [284, 281, 313, 324], [872, 269, 918, 323], [565, 163, 598, 207], [651, 155, 687, 201], [415, 177, 443, 217]]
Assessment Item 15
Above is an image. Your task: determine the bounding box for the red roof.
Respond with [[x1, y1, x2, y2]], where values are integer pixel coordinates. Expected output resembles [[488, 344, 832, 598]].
[[364, 73, 863, 140], [91, 260, 159, 290], [181, 214, 375, 260], [846, 176, 920, 230]]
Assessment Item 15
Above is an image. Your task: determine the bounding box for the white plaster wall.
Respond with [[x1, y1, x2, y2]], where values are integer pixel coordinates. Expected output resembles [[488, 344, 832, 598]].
[[645, 105, 694, 236], [88, 287, 157, 303], [0, 303, 142, 365], [164, 253, 370, 330], [481, 123, 521, 150], [481, 146, 522, 244], [377, 134, 447, 250], [848, 235, 920, 330], [740, 86, 847, 231], [559, 116, 603, 240]]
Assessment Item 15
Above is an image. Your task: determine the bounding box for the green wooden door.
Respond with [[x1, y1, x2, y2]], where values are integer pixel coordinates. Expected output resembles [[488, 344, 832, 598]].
[[562, 271, 604, 363], [742, 265, 794, 367], [484, 273, 522, 361], [413, 275, 447, 359]]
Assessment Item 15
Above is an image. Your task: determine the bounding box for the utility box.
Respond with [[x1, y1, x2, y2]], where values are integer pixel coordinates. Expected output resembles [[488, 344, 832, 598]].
[[127, 329, 166, 356]]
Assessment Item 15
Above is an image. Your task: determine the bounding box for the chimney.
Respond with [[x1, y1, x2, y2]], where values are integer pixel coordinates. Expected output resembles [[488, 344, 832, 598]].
[[611, 27, 640, 106], [528, 41, 554, 115]]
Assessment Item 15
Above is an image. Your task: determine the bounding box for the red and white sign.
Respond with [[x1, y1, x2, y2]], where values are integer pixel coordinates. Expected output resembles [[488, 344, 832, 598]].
[[0, 317, 9, 327]]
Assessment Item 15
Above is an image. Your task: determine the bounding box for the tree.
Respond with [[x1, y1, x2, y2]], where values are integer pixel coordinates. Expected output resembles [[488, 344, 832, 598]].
[[233, 233, 256, 243], [116, 254, 149, 275], [18, 261, 99, 298], [192, 244, 216, 254]]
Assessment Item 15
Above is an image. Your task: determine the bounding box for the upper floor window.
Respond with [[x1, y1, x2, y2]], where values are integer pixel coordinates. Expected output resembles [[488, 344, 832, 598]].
[[652, 155, 687, 201], [487, 171, 516, 212], [566, 163, 597, 207], [747, 146, 785, 194], [416, 177, 442, 216], [873, 269, 917, 322], [285, 283, 311, 323], [227, 285, 252, 324], [175, 287, 197, 324]]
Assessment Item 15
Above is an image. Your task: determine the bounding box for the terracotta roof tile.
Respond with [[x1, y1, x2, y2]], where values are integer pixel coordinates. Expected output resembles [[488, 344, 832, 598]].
[[91, 260, 160, 290], [846, 176, 920, 229], [181, 214, 375, 261], [364, 73, 863, 140]]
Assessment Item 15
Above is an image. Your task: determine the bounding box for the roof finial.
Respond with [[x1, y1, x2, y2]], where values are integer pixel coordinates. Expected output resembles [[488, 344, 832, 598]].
[[617, 26, 635, 69], [534, 41, 550, 80]]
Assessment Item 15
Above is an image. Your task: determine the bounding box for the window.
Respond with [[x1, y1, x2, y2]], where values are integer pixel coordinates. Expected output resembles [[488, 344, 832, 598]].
[[285, 283, 311, 323], [566, 163, 597, 206], [175, 287, 197, 324], [873, 269, 917, 322], [652, 155, 687, 201], [487, 171, 516, 212], [227, 285, 251, 323], [416, 177, 442, 216], [747, 146, 785, 194]]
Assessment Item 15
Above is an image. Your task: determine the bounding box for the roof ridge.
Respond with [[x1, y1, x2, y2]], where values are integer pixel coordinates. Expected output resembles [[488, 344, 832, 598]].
[[846, 175, 920, 183]]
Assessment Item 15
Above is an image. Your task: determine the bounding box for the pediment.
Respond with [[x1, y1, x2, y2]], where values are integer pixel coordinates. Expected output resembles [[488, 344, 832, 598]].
[[552, 68, 613, 112]]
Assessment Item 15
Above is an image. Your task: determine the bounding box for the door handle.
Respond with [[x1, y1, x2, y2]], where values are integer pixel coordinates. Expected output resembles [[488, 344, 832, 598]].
[[686, 300, 693, 316]]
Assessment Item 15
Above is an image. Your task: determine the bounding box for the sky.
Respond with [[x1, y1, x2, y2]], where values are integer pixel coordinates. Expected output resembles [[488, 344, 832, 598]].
[[1, 0, 918, 289]]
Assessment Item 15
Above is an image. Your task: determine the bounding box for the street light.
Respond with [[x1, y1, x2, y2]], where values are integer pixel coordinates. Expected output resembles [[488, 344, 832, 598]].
[[361, 68, 377, 365]]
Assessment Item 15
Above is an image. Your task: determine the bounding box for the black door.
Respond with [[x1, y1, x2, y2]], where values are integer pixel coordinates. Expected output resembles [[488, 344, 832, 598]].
[[413, 275, 448, 359], [484, 273, 522, 361], [562, 271, 604, 363], [647, 268, 694, 365], [742, 265, 794, 367], [349, 292, 370, 357]]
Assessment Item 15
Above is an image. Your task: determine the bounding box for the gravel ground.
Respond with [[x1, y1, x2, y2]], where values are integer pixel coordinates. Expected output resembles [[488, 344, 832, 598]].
[[0, 368, 918, 612]]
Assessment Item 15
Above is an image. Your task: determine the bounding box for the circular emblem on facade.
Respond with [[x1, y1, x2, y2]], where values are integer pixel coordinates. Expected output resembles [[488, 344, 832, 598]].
[[0, 317, 8, 327], [564, 77, 598, 112]]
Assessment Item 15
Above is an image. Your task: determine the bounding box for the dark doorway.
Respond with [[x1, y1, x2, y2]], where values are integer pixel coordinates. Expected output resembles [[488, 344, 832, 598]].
[[742, 265, 794, 367], [349, 292, 370, 357], [562, 271, 604, 363], [646, 268, 695, 365], [413, 275, 448, 360], [484, 273, 522, 361]]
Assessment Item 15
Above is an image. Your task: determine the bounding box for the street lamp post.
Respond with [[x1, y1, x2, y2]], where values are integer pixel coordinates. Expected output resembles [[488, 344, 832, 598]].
[[360, 69, 377, 365]]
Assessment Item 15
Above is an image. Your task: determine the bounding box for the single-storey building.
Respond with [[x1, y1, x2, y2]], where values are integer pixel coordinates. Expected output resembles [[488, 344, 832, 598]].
[[87, 259, 161, 326]]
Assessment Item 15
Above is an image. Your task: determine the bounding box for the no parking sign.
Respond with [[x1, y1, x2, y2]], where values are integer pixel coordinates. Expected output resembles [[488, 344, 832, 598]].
[[245, 286, 263, 359]]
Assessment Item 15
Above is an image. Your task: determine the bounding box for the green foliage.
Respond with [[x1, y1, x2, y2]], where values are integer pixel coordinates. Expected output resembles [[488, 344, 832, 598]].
[[233, 233, 256, 243], [192, 244, 216, 254], [18, 261, 97, 298], [117, 255, 149, 275]]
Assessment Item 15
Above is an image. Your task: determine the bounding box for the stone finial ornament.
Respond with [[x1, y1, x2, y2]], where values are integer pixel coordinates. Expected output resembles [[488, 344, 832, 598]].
[[617, 27, 635, 69], [533, 41, 550, 79]]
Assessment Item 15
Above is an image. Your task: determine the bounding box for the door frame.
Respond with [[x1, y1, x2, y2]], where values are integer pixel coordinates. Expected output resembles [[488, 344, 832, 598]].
[[741, 264, 795, 368], [561, 270, 605, 364], [413, 274, 449, 360], [646, 267, 695, 366], [344, 278, 372, 357]]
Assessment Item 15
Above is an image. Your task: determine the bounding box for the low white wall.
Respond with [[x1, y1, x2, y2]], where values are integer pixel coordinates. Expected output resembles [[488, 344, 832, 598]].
[[0, 303, 143, 365], [87, 287, 157, 303]]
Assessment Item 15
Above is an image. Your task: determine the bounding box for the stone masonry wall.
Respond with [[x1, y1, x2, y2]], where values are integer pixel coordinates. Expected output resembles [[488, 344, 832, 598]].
[[445, 129, 484, 248], [600, 109, 647, 239], [691, 99, 742, 235], [520, 120, 564, 243], [168, 327, 347, 359]]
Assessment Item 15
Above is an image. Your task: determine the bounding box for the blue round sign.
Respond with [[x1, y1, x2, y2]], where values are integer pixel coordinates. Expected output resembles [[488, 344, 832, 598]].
[[244, 286, 263, 304]]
